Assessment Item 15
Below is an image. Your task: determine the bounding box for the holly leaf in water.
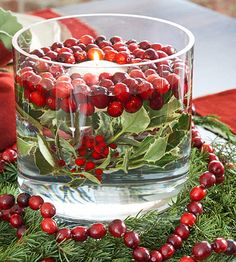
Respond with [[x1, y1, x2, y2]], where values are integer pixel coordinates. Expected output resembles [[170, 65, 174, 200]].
[[81, 172, 101, 185], [34, 148, 54, 175], [37, 134, 55, 167], [17, 137, 35, 156]]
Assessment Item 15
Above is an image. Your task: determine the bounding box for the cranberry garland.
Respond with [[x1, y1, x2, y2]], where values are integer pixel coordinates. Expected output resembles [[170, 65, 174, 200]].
[[0, 124, 236, 261], [0, 143, 17, 172]]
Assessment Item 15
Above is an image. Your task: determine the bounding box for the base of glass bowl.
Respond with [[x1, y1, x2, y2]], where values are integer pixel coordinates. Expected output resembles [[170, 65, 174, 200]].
[[18, 163, 189, 223]]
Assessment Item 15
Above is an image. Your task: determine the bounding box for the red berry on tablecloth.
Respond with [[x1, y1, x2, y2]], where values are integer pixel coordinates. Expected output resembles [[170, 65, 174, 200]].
[[124, 231, 140, 248], [192, 241, 212, 260], [41, 218, 58, 234], [190, 186, 206, 201], [71, 226, 88, 242], [0, 194, 15, 210], [160, 243, 175, 260], [180, 212, 196, 227], [56, 228, 72, 243], [174, 224, 190, 240], [208, 160, 224, 177], [107, 101, 124, 117], [212, 238, 228, 253], [2, 149, 17, 163], [149, 250, 163, 262], [16, 225, 27, 238], [108, 219, 127, 238], [9, 214, 23, 228], [29, 195, 44, 210], [199, 171, 216, 188], [132, 247, 150, 262], [179, 256, 195, 262], [167, 234, 183, 249], [88, 223, 107, 239], [224, 240, 236, 255], [187, 201, 203, 215], [40, 202, 56, 218]]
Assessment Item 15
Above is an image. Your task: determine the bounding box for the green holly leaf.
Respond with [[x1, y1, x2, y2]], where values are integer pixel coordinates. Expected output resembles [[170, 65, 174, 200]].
[[37, 134, 55, 167], [17, 137, 35, 156], [34, 148, 54, 175], [0, 8, 22, 50], [97, 152, 111, 169], [81, 172, 101, 184], [130, 136, 155, 159]]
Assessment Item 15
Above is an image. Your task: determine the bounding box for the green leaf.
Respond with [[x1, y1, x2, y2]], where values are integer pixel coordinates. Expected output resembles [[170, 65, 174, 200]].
[[117, 137, 141, 147], [59, 137, 77, 158], [34, 149, 54, 175], [97, 152, 111, 169], [39, 110, 57, 126], [81, 172, 101, 184], [148, 114, 180, 129], [143, 136, 169, 162], [37, 134, 55, 167], [17, 137, 35, 156], [121, 148, 131, 174], [0, 8, 22, 50], [130, 136, 155, 159], [121, 107, 150, 134]]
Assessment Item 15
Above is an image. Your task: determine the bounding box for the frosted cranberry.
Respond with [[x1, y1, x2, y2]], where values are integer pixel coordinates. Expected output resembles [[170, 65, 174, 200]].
[[174, 224, 190, 240], [192, 136, 204, 149], [57, 75, 71, 83], [133, 247, 150, 262], [167, 234, 183, 249], [46, 97, 58, 110], [79, 103, 95, 116], [64, 38, 77, 47], [139, 40, 151, 50], [192, 241, 212, 260], [212, 238, 228, 253], [215, 175, 225, 184], [124, 231, 140, 248], [56, 228, 71, 243], [29, 195, 44, 210], [60, 98, 77, 113], [71, 226, 88, 242], [40, 202, 56, 218], [190, 186, 206, 201], [2, 149, 17, 163], [108, 219, 127, 238], [125, 96, 142, 113], [74, 50, 87, 62], [10, 204, 24, 215], [31, 49, 44, 57], [160, 243, 175, 259], [51, 42, 63, 50], [199, 171, 216, 188], [10, 214, 23, 228], [16, 225, 26, 238], [161, 45, 176, 55], [208, 153, 219, 162], [83, 73, 99, 86], [151, 43, 163, 51], [115, 51, 131, 64], [149, 93, 164, 110], [180, 256, 195, 262], [41, 218, 58, 234], [225, 240, 236, 255], [110, 36, 122, 44], [180, 212, 196, 227], [17, 193, 30, 208], [107, 101, 124, 117], [88, 223, 106, 239], [149, 250, 163, 262], [187, 201, 203, 215], [208, 160, 224, 177], [0, 194, 15, 210], [152, 77, 170, 95], [138, 81, 154, 100], [79, 35, 94, 45]]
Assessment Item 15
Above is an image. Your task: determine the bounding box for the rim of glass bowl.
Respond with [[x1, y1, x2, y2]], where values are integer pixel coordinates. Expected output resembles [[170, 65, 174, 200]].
[[12, 13, 195, 69]]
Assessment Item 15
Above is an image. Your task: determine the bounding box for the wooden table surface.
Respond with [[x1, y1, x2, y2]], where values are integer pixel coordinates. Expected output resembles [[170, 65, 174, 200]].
[[56, 0, 236, 98]]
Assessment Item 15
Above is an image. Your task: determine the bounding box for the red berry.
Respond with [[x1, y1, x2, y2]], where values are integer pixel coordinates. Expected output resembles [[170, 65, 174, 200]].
[[2, 149, 17, 162], [46, 97, 58, 110], [87, 47, 104, 60], [208, 160, 224, 177], [167, 234, 183, 249], [107, 101, 124, 117], [40, 258, 55, 262], [17, 193, 30, 208], [40, 202, 56, 218], [64, 38, 77, 47], [180, 212, 196, 227], [74, 50, 87, 62], [215, 175, 225, 184], [10, 204, 24, 215], [225, 239, 236, 255], [41, 218, 58, 234], [105, 50, 118, 62], [110, 36, 122, 44], [112, 72, 129, 84], [208, 153, 219, 162], [201, 143, 214, 153], [16, 225, 26, 238], [56, 228, 71, 243], [143, 48, 158, 60], [9, 214, 23, 228], [124, 231, 140, 248], [133, 247, 150, 262], [124, 96, 142, 113], [160, 243, 175, 260], [174, 224, 190, 240], [108, 219, 127, 238], [139, 40, 151, 50], [29, 195, 44, 210], [71, 226, 88, 242], [51, 41, 63, 50], [0, 194, 15, 210], [79, 103, 95, 116], [192, 136, 204, 149], [84, 161, 95, 171], [192, 129, 200, 138], [53, 81, 73, 99], [1, 209, 10, 221], [29, 91, 46, 107], [60, 98, 77, 113], [95, 168, 103, 176], [83, 73, 99, 86], [115, 51, 131, 64], [109, 143, 117, 149], [212, 238, 228, 253], [129, 69, 146, 79], [138, 81, 154, 100], [149, 250, 163, 262], [80, 35, 94, 45], [75, 158, 86, 166], [152, 77, 170, 94], [187, 201, 203, 215], [190, 186, 206, 201], [88, 223, 107, 239], [192, 241, 212, 260], [91, 86, 110, 109], [114, 83, 130, 102], [57, 159, 66, 167], [199, 171, 216, 188], [179, 256, 195, 262], [149, 93, 164, 110]]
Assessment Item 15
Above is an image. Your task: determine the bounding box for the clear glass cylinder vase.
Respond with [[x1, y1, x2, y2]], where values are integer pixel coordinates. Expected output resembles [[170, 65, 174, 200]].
[[12, 14, 194, 222]]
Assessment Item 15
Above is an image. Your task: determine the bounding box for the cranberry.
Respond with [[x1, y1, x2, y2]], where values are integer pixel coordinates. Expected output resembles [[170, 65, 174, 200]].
[[60, 98, 77, 113], [10, 214, 23, 228], [29, 195, 44, 210], [112, 72, 129, 84], [79, 35, 94, 45], [113, 42, 127, 52], [31, 49, 44, 57], [57, 52, 75, 64], [41, 218, 58, 234], [107, 101, 124, 117], [17, 193, 30, 208], [192, 241, 212, 260], [0, 194, 15, 210], [2, 149, 17, 163], [187, 201, 203, 215], [108, 219, 127, 238], [129, 69, 145, 79], [124, 96, 142, 113], [124, 231, 140, 248], [71, 226, 88, 242], [139, 40, 151, 50], [40, 258, 55, 262], [74, 50, 87, 62], [152, 77, 170, 95], [149, 250, 163, 262], [110, 36, 122, 44], [113, 83, 130, 102], [104, 50, 118, 62], [145, 69, 157, 77], [192, 136, 205, 149], [64, 38, 77, 47], [16, 225, 26, 238], [56, 228, 71, 243], [208, 160, 224, 177], [35, 60, 49, 72], [10, 204, 24, 215], [156, 50, 168, 58], [75, 158, 86, 166], [162, 45, 176, 55], [49, 64, 64, 78], [87, 47, 104, 60], [115, 51, 131, 64], [88, 223, 107, 239], [91, 86, 110, 109], [149, 93, 164, 110], [190, 186, 206, 201], [79, 103, 95, 116], [51, 42, 63, 50], [174, 224, 190, 240], [138, 80, 154, 100], [99, 72, 112, 81], [180, 212, 196, 227], [160, 243, 175, 260], [212, 238, 228, 253], [83, 73, 99, 86], [122, 78, 139, 94], [46, 51, 57, 60], [84, 161, 95, 171], [133, 247, 150, 262], [99, 79, 113, 89], [29, 91, 46, 107], [40, 202, 56, 218], [1, 209, 10, 221], [95, 35, 106, 44], [128, 43, 139, 52], [46, 97, 58, 110], [179, 256, 195, 262], [201, 143, 214, 153], [208, 153, 219, 162], [143, 48, 158, 60], [225, 240, 236, 255], [199, 171, 216, 188], [215, 175, 225, 184], [167, 234, 183, 249]]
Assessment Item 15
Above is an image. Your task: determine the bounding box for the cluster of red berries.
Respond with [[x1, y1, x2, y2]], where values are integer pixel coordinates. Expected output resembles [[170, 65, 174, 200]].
[[0, 144, 17, 173], [16, 35, 188, 117], [1, 123, 235, 262]]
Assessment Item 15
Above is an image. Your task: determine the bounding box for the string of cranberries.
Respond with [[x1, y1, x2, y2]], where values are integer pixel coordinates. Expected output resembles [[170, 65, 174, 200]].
[[0, 143, 17, 173], [0, 122, 235, 261]]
